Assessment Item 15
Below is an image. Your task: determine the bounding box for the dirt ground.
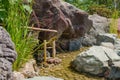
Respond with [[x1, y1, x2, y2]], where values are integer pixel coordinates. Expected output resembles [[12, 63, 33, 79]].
[[40, 47, 104, 80]]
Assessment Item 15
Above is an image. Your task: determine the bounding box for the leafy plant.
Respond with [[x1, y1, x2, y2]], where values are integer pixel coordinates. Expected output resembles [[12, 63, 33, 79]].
[[0, 0, 37, 70], [64, 0, 120, 17], [0, 0, 9, 24], [88, 5, 112, 18]]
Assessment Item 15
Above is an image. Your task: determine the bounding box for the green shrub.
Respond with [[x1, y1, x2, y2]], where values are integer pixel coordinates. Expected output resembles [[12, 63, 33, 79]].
[[88, 5, 112, 18], [0, 0, 9, 24]]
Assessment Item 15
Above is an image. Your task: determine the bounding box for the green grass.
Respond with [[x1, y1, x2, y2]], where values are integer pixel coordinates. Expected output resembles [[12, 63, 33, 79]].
[[110, 19, 117, 34], [4, 0, 37, 70], [109, 10, 119, 34]]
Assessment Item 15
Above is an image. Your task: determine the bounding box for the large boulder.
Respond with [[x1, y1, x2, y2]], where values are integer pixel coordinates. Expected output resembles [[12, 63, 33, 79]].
[[30, 0, 92, 51], [82, 14, 110, 46], [71, 46, 120, 76], [0, 26, 17, 80], [31, 0, 92, 40]]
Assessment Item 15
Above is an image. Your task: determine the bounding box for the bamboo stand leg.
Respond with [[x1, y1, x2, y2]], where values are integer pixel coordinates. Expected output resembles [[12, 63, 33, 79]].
[[44, 40, 47, 62], [52, 40, 56, 58]]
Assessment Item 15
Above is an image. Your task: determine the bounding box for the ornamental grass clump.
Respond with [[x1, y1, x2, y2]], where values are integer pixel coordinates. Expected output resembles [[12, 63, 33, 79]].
[[3, 0, 37, 70], [109, 10, 119, 35]]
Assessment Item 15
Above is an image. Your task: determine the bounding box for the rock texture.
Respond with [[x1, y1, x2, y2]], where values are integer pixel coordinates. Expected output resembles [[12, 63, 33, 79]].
[[56, 38, 83, 51], [0, 26, 17, 80], [34, 50, 50, 64], [96, 33, 117, 45], [72, 46, 120, 75], [82, 14, 110, 46], [31, 0, 92, 40], [30, 0, 92, 51], [23, 76, 63, 80], [20, 59, 39, 78], [114, 39, 120, 56], [13, 71, 25, 80], [100, 42, 114, 49]]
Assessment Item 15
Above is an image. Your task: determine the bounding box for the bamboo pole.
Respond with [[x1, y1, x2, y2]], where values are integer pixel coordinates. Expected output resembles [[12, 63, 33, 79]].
[[27, 27, 58, 33], [32, 36, 57, 54], [44, 40, 47, 62], [52, 40, 56, 58]]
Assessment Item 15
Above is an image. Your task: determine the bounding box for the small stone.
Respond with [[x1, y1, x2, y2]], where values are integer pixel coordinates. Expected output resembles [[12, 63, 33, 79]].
[[44, 71, 48, 73], [20, 59, 39, 78], [47, 57, 62, 65], [63, 56, 66, 58], [43, 63, 49, 68], [12, 71, 25, 80]]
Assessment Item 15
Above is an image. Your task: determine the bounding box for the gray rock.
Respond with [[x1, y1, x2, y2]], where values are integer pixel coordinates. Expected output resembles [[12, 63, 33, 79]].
[[23, 76, 63, 80], [69, 38, 82, 51], [57, 38, 82, 51], [96, 33, 117, 45], [89, 14, 110, 33], [82, 34, 96, 46], [82, 14, 110, 46], [0, 26, 17, 80], [100, 42, 114, 49], [72, 46, 120, 75], [106, 66, 120, 79], [114, 39, 120, 56]]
